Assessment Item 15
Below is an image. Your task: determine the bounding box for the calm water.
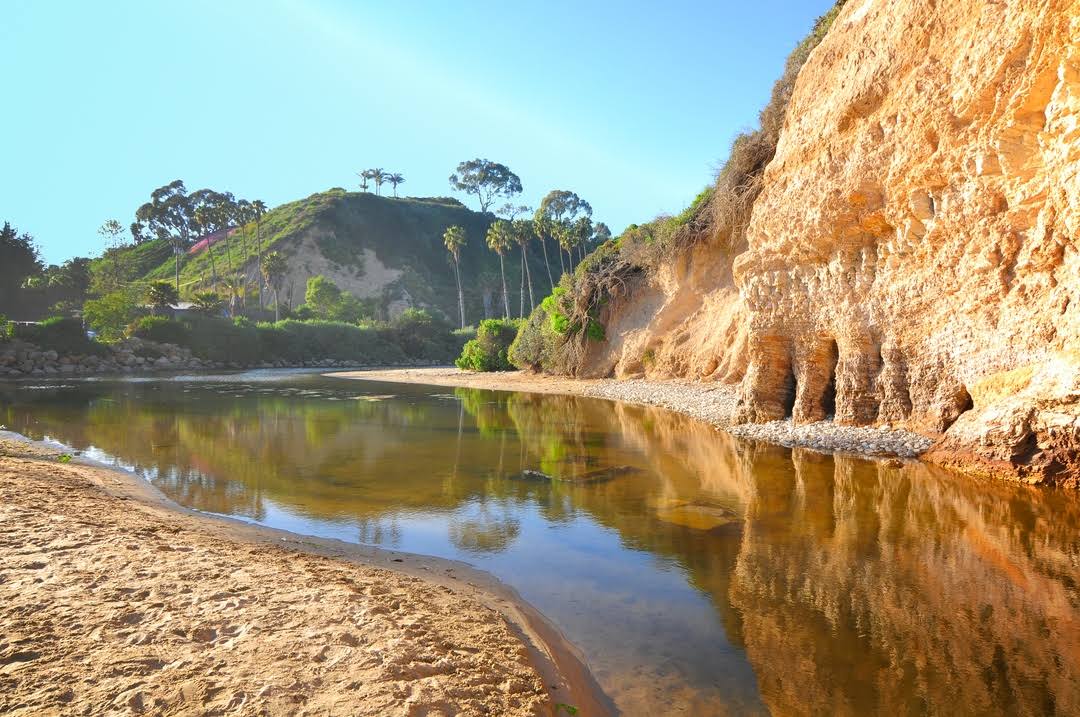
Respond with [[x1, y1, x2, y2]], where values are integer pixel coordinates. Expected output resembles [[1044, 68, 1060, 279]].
[[3, 371, 1080, 716]]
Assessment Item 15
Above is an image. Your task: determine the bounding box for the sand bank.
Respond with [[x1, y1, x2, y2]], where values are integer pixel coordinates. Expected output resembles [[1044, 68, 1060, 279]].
[[0, 436, 610, 716]]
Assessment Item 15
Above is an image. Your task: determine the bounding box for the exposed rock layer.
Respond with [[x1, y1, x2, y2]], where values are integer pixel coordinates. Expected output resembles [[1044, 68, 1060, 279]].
[[587, 0, 1080, 485]]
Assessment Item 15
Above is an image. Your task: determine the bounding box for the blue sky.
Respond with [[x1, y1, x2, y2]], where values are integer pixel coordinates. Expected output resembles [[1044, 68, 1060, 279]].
[[2, 0, 835, 264]]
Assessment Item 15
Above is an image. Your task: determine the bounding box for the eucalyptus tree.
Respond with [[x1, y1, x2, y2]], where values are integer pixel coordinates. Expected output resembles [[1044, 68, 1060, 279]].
[[511, 219, 536, 315], [133, 180, 193, 294], [443, 225, 467, 328], [387, 173, 405, 197], [260, 250, 287, 321], [449, 159, 522, 214], [485, 220, 514, 318]]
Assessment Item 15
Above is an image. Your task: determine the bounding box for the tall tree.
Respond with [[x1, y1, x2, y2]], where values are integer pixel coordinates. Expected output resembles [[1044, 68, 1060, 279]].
[[486, 220, 513, 319], [572, 216, 593, 267], [193, 205, 219, 286], [443, 225, 467, 329], [0, 222, 42, 317], [448, 159, 522, 213], [357, 171, 371, 193], [511, 219, 536, 315], [370, 168, 386, 196], [531, 213, 556, 291], [134, 180, 193, 294], [260, 251, 287, 321], [251, 200, 268, 308], [387, 173, 405, 197]]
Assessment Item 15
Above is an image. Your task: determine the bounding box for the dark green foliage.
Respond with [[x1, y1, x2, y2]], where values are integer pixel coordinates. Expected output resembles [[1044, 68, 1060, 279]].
[[0, 222, 44, 319], [168, 313, 464, 366], [389, 309, 464, 361], [12, 317, 105, 355], [455, 318, 522, 372], [130, 316, 191, 345]]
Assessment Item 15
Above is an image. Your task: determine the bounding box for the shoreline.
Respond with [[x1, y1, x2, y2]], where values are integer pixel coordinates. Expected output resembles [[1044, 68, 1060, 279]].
[[0, 433, 614, 716], [331, 367, 934, 459]]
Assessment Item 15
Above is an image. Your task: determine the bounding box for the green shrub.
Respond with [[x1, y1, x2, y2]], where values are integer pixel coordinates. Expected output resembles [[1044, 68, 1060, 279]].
[[389, 308, 462, 361], [130, 316, 190, 345], [455, 318, 521, 372], [179, 315, 261, 363], [84, 287, 145, 342], [12, 316, 105, 355]]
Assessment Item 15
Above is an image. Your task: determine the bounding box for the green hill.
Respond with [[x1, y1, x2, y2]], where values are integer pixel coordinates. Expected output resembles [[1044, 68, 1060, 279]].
[[126, 189, 546, 323]]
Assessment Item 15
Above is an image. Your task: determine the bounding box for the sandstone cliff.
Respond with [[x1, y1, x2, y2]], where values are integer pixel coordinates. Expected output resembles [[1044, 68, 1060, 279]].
[[548, 0, 1080, 486]]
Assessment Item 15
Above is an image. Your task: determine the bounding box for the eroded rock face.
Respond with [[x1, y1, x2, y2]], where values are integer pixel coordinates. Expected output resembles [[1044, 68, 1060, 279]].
[[735, 0, 1080, 483]]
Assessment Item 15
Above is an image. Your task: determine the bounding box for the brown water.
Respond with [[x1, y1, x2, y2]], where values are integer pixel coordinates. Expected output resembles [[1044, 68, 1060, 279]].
[[3, 371, 1079, 716]]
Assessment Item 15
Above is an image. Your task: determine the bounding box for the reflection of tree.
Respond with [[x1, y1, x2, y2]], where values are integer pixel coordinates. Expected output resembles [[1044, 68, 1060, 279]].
[[448, 501, 521, 554], [8, 381, 1080, 713]]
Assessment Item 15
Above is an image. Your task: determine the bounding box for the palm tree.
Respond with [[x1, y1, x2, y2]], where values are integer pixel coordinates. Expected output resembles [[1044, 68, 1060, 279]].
[[486, 220, 513, 318], [146, 280, 179, 316], [532, 213, 556, 291], [357, 171, 371, 192], [443, 225, 467, 328], [370, 168, 386, 196], [512, 219, 536, 314], [252, 200, 268, 308], [260, 251, 288, 321], [222, 273, 246, 317], [387, 173, 405, 197]]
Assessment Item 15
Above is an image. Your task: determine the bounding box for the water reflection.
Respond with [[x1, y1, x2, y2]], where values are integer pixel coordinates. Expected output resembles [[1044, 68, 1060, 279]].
[[2, 377, 1079, 715]]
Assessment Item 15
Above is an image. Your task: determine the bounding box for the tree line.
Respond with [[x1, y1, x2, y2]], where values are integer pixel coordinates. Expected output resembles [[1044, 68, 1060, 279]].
[[440, 158, 611, 328]]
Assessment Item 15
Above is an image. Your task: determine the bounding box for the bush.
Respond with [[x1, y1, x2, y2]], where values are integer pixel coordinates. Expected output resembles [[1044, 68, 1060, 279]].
[[389, 308, 462, 362], [130, 316, 190, 345], [455, 318, 521, 372], [12, 316, 105, 355], [84, 288, 144, 342]]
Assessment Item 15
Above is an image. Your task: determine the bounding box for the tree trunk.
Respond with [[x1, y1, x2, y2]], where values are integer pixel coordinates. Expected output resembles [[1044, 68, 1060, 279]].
[[557, 244, 566, 277], [256, 218, 264, 309], [174, 246, 181, 294], [208, 240, 218, 287], [454, 260, 465, 329], [498, 254, 510, 318], [518, 249, 525, 318], [539, 236, 555, 290], [273, 286, 280, 322], [523, 246, 536, 311]]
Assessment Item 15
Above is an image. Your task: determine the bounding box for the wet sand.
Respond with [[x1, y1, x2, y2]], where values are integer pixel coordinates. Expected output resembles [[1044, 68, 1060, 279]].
[[0, 435, 612, 716]]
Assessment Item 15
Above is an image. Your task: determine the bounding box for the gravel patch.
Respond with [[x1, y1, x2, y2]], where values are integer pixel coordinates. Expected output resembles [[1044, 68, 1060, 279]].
[[583, 379, 933, 459]]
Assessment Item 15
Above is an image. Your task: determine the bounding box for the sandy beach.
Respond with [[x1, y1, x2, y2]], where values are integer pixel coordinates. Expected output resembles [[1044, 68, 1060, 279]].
[[0, 435, 610, 716]]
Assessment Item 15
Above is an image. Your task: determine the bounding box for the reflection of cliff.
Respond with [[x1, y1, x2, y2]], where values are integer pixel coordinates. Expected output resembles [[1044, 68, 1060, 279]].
[[481, 391, 1080, 713], [731, 452, 1080, 716], [8, 382, 1080, 711]]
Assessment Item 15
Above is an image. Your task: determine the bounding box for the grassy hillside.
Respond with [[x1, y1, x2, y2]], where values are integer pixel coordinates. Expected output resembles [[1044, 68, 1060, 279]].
[[129, 189, 549, 323]]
